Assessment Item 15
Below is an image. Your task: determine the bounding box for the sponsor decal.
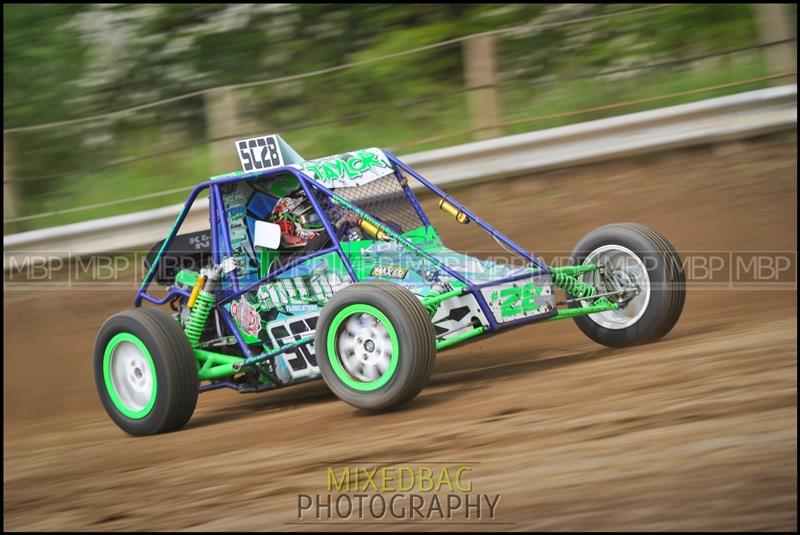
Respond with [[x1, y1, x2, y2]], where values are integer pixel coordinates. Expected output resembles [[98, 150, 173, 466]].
[[230, 296, 262, 338], [370, 265, 408, 279], [256, 272, 352, 312], [188, 233, 210, 250], [363, 240, 406, 255], [297, 148, 393, 187], [223, 187, 258, 276]]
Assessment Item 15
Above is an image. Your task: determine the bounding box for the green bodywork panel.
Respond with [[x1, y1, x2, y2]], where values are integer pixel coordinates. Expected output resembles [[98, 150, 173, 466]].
[[175, 269, 199, 287]]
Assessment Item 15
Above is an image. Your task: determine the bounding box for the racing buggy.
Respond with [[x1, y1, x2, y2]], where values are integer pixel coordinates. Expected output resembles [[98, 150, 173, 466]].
[[94, 134, 685, 435]]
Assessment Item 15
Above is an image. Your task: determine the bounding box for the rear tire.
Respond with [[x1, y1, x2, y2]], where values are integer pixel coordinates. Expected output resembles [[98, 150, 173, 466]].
[[94, 308, 199, 435], [316, 281, 436, 411], [569, 223, 685, 348]]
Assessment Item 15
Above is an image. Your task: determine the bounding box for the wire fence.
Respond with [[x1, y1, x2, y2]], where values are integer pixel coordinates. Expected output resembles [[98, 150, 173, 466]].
[[2, 85, 492, 185], [5, 37, 793, 187], [5, 70, 794, 226], [391, 72, 796, 152], [3, 4, 794, 228], [507, 38, 797, 85], [3, 4, 673, 135]]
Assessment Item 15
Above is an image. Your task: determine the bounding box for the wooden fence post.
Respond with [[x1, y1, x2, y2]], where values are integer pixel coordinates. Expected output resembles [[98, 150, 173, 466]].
[[754, 4, 797, 85], [4, 135, 19, 226], [204, 87, 243, 174], [463, 33, 503, 140]]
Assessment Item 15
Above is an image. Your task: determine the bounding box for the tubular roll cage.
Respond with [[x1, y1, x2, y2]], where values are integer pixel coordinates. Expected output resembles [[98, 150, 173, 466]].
[[135, 153, 618, 391]]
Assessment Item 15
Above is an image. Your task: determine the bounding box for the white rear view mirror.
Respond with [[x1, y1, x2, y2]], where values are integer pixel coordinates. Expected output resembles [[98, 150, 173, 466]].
[[253, 221, 282, 250]]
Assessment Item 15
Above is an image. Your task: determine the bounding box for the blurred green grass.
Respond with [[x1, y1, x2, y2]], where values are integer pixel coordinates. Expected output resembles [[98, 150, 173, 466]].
[[7, 55, 773, 233], [502, 57, 771, 134]]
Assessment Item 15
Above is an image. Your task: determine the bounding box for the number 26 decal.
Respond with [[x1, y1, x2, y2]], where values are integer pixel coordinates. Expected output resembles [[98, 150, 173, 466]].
[[499, 283, 543, 318]]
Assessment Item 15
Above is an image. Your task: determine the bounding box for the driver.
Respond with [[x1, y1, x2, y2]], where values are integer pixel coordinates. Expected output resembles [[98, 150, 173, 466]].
[[269, 193, 323, 249], [268, 189, 378, 249]]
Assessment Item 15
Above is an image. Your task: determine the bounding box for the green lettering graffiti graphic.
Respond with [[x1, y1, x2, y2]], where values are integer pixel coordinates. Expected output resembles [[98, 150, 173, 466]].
[[347, 156, 365, 173], [356, 150, 388, 171], [301, 150, 389, 182], [321, 161, 341, 181], [499, 282, 544, 318], [303, 162, 325, 179]]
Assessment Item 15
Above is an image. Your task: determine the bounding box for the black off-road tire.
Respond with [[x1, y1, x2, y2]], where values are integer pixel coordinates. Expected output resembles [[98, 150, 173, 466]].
[[94, 308, 199, 436], [569, 223, 685, 348], [315, 281, 436, 411]]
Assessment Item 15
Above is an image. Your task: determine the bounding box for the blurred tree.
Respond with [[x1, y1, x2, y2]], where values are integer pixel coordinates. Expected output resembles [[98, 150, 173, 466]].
[[4, 3, 89, 200], [2, 3, 764, 222], [4, 4, 88, 126]]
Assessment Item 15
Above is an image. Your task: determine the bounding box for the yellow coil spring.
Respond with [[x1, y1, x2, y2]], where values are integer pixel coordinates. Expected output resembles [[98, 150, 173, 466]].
[[551, 271, 596, 299], [185, 292, 215, 347]]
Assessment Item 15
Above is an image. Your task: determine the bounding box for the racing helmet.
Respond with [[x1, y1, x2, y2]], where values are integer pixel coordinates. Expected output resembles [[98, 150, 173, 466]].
[[270, 193, 322, 248]]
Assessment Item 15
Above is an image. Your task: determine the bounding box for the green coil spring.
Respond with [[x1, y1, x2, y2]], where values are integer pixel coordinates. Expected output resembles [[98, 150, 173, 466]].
[[551, 271, 596, 299], [423, 301, 439, 317], [185, 292, 215, 347]]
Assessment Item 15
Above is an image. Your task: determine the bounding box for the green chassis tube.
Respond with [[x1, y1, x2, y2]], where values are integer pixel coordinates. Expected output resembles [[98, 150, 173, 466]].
[[187, 251, 617, 379], [194, 349, 245, 381]]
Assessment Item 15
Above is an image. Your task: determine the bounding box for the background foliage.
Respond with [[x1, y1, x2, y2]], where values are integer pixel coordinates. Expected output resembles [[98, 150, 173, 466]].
[[4, 4, 770, 230]]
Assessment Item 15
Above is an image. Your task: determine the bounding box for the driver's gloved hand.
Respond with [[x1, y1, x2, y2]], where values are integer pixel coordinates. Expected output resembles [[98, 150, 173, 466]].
[[334, 212, 363, 240]]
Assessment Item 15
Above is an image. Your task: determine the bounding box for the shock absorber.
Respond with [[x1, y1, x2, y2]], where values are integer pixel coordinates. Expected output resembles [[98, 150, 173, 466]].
[[438, 199, 470, 224], [551, 270, 596, 300], [184, 265, 221, 347]]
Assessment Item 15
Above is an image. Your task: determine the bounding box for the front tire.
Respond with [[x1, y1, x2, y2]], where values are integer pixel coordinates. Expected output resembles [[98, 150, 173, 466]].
[[316, 281, 436, 411], [94, 308, 199, 436], [569, 223, 685, 348]]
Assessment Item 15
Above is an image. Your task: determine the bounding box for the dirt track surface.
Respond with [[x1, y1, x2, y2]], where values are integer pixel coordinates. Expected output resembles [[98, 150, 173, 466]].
[[4, 136, 797, 531]]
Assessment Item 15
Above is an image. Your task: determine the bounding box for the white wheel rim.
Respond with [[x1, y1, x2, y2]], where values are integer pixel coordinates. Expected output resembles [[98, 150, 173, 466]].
[[337, 313, 393, 382], [581, 245, 651, 330], [109, 341, 154, 412]]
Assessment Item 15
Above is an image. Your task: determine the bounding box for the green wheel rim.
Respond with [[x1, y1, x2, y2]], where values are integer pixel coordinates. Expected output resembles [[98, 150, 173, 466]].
[[327, 304, 399, 392], [103, 332, 158, 419]]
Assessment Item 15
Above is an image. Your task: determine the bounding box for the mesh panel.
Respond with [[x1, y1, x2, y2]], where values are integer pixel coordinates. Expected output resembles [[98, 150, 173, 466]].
[[401, 171, 538, 279], [405, 174, 526, 266], [313, 173, 425, 242], [308, 169, 546, 289], [312, 191, 348, 243]]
